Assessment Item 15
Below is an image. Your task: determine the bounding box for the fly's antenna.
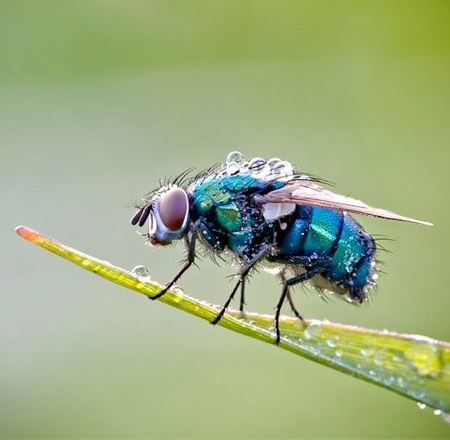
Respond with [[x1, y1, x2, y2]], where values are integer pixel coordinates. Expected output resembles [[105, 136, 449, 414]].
[[130, 204, 152, 227]]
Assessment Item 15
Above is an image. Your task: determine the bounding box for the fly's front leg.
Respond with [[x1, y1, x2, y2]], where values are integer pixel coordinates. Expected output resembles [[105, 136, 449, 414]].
[[211, 245, 270, 325], [151, 220, 200, 300], [275, 266, 324, 344]]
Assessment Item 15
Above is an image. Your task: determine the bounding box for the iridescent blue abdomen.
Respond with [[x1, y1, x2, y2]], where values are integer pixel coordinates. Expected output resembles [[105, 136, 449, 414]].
[[275, 206, 376, 296]]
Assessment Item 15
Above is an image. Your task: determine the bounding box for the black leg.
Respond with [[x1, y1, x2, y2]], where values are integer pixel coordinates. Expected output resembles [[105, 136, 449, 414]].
[[287, 290, 303, 321], [239, 277, 246, 316], [151, 223, 199, 300], [210, 277, 243, 324], [211, 246, 269, 325], [279, 270, 303, 321], [275, 284, 289, 344], [274, 267, 324, 344]]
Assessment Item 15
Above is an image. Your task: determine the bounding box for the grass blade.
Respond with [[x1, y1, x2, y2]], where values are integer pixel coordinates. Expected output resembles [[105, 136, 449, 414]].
[[15, 225, 450, 413]]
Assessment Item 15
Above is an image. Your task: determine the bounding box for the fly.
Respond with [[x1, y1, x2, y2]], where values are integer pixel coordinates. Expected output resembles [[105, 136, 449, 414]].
[[131, 152, 432, 343]]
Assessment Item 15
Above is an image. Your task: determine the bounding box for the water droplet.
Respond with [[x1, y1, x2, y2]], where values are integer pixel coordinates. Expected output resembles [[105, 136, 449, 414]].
[[360, 346, 375, 357], [335, 350, 343, 358], [248, 157, 267, 172], [326, 337, 338, 348], [374, 352, 385, 366], [310, 345, 320, 354], [268, 326, 277, 333], [226, 164, 240, 175], [368, 369, 378, 378], [417, 402, 427, 410], [405, 343, 441, 377], [434, 409, 442, 416], [263, 265, 282, 275], [303, 323, 322, 340], [270, 160, 294, 182], [385, 375, 396, 385], [412, 390, 427, 402], [442, 412, 450, 423], [396, 376, 406, 388], [172, 286, 185, 295], [226, 151, 245, 166], [131, 265, 151, 281], [267, 158, 282, 167]]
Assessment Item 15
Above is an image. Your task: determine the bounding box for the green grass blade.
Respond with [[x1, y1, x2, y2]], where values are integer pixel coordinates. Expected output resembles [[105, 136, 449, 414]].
[[15, 225, 450, 413]]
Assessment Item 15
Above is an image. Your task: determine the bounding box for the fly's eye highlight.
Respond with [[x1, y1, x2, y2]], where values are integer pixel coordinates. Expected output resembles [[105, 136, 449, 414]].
[[159, 187, 189, 231]]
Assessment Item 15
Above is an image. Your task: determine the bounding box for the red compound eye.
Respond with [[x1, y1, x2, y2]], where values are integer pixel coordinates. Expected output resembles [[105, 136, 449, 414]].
[[159, 187, 188, 231]]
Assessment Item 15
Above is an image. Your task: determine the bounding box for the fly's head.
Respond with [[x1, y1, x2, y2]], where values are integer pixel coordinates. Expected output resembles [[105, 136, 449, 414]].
[[131, 185, 190, 246]]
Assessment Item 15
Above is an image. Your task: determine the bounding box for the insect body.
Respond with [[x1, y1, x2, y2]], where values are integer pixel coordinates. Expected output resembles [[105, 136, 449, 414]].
[[131, 152, 431, 343]]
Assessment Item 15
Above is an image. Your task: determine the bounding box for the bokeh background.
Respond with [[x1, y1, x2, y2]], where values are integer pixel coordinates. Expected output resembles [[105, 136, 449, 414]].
[[1, 1, 449, 437]]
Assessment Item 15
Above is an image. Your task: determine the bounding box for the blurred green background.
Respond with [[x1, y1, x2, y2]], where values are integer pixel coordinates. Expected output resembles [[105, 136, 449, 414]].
[[1, 0, 449, 437]]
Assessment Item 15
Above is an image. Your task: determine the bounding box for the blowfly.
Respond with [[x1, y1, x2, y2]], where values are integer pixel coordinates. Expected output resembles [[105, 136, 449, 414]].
[[131, 152, 432, 343]]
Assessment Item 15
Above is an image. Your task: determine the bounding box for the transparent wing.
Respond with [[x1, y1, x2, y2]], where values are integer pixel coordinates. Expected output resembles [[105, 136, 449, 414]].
[[254, 181, 432, 226]]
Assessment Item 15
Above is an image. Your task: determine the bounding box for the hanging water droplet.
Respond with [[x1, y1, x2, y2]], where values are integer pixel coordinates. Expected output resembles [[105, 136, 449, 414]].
[[263, 265, 282, 275], [433, 409, 442, 416], [417, 402, 427, 410], [441, 412, 450, 423]]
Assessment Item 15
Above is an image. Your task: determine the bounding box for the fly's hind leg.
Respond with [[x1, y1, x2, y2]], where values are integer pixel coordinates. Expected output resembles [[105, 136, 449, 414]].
[[287, 291, 303, 321], [239, 277, 246, 316], [275, 266, 324, 344], [211, 245, 269, 325]]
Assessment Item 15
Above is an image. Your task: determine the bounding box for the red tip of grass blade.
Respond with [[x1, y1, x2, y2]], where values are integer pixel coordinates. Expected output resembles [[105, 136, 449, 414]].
[[15, 225, 43, 244]]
